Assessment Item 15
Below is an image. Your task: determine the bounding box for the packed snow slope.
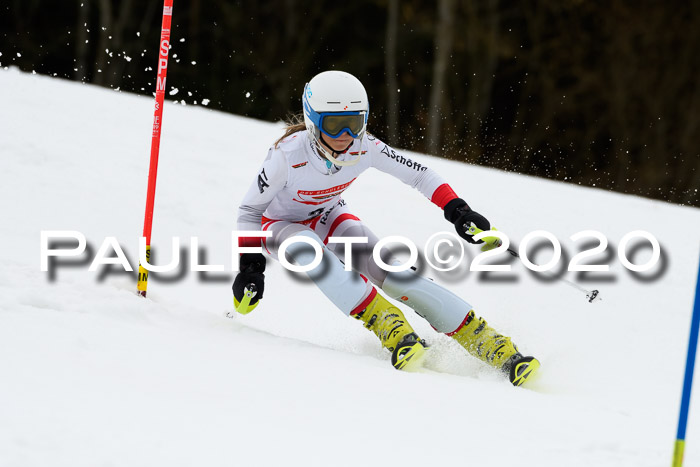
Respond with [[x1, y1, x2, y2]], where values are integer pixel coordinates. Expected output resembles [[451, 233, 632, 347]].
[[1, 67, 700, 467]]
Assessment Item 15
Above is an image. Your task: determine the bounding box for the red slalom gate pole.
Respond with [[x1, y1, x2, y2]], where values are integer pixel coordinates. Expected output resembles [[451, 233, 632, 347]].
[[137, 0, 174, 297]]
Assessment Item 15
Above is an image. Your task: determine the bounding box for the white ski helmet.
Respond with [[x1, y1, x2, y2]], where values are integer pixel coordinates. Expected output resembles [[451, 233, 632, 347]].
[[302, 70, 369, 166]]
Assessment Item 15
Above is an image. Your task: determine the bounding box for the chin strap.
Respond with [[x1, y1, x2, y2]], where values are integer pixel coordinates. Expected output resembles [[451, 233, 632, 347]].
[[318, 133, 361, 167]]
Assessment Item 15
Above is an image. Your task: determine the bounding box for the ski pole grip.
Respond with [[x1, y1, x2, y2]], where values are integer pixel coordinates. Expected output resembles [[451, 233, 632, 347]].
[[235, 283, 258, 315], [244, 283, 257, 298], [466, 224, 503, 251]]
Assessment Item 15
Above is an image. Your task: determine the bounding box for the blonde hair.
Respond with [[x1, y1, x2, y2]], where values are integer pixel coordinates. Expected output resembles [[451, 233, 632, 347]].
[[274, 113, 307, 147]]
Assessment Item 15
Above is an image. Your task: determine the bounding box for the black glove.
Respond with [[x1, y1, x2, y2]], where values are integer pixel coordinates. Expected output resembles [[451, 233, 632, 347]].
[[444, 198, 491, 244], [232, 253, 266, 306]]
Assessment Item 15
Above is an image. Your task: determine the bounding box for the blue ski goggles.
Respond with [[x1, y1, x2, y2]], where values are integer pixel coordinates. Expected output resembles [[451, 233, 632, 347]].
[[304, 99, 368, 139]]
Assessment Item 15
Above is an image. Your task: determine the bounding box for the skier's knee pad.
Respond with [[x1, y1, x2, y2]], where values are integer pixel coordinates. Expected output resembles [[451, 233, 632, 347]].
[[382, 268, 472, 334], [282, 230, 371, 315]]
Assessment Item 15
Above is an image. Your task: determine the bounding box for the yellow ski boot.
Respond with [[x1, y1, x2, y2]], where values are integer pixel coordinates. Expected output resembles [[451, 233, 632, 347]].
[[451, 310, 539, 386], [353, 291, 428, 371]]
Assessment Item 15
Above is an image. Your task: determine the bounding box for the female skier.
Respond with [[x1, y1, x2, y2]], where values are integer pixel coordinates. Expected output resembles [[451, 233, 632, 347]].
[[233, 70, 539, 386]]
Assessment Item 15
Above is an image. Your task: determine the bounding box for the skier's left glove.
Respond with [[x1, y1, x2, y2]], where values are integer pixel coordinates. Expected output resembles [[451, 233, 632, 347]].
[[232, 253, 266, 314], [444, 198, 491, 244]]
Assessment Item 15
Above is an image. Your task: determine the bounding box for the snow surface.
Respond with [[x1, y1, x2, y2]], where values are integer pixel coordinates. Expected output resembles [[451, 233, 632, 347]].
[[1, 67, 700, 467]]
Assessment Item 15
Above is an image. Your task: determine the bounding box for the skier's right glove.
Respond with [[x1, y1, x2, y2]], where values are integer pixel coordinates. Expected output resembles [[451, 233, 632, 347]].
[[443, 198, 491, 244], [232, 253, 266, 313]]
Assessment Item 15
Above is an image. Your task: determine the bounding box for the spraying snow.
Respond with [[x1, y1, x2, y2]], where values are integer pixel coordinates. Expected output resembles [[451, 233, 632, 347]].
[[0, 67, 699, 467]]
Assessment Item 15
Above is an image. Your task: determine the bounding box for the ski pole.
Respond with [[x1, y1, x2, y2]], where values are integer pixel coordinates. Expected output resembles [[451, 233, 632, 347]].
[[504, 247, 601, 303], [467, 224, 601, 303], [225, 284, 259, 318]]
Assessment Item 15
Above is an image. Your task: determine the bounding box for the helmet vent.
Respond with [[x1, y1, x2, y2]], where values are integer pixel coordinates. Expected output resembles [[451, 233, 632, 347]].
[[350, 101, 362, 103], [326, 101, 340, 104]]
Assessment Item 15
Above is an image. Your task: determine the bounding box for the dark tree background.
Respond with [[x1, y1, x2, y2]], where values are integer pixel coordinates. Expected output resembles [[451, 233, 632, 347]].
[[2, 0, 698, 206]]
